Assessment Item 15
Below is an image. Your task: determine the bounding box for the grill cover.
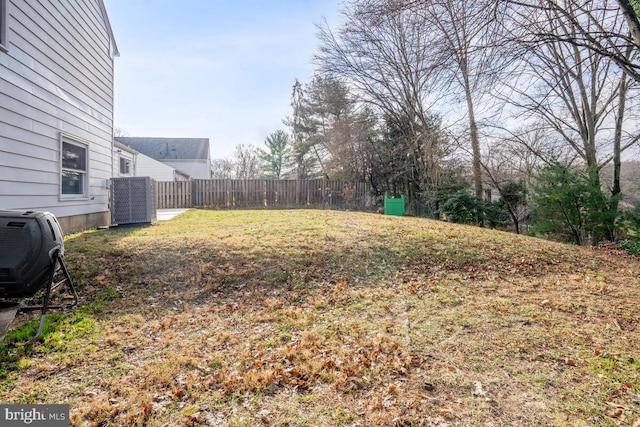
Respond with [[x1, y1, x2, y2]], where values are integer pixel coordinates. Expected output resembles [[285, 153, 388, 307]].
[[0, 210, 64, 298]]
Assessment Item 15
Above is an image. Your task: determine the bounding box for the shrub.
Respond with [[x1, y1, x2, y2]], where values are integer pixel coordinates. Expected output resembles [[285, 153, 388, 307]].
[[615, 203, 640, 255], [530, 163, 618, 245], [440, 190, 480, 224], [439, 191, 511, 228], [483, 199, 512, 229], [616, 239, 640, 255]]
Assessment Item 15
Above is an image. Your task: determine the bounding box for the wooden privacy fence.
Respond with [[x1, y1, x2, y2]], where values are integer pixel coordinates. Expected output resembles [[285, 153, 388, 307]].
[[156, 179, 372, 210]]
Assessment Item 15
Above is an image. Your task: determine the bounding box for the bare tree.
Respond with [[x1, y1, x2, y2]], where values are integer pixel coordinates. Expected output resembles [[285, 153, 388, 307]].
[[607, 45, 640, 210], [617, 0, 640, 47], [211, 158, 234, 179], [113, 127, 129, 138], [314, 0, 446, 194], [500, 0, 639, 184], [406, 0, 508, 205], [232, 144, 261, 180], [481, 125, 566, 233], [502, 0, 640, 83]]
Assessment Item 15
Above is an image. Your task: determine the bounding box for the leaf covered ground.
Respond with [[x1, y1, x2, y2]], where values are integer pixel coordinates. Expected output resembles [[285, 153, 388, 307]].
[[1, 209, 640, 426]]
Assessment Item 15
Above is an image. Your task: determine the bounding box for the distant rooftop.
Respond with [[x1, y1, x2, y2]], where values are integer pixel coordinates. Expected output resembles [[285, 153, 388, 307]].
[[115, 137, 210, 161]]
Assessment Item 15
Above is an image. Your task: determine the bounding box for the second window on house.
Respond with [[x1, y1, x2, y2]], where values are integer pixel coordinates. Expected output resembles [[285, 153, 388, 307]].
[[61, 136, 88, 197], [119, 157, 131, 175]]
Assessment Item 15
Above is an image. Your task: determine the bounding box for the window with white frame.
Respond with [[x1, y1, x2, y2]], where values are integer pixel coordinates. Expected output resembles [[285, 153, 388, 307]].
[[0, 0, 7, 52], [119, 157, 131, 175], [61, 135, 88, 197]]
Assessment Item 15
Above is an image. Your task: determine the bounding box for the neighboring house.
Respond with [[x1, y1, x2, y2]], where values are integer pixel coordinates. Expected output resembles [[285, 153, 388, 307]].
[[138, 153, 190, 181], [0, 0, 118, 233], [114, 141, 190, 181], [115, 137, 212, 179]]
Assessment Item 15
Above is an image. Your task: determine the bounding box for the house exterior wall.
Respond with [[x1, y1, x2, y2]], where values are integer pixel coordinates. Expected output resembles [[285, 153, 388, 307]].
[[136, 153, 182, 181], [0, 0, 116, 233], [162, 159, 211, 179]]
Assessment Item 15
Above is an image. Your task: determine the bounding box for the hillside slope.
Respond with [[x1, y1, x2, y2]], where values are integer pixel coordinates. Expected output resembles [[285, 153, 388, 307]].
[[2, 209, 639, 426]]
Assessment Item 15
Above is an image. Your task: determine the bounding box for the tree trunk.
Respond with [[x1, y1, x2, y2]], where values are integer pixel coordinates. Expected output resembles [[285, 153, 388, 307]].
[[463, 72, 483, 225], [617, 0, 640, 49], [609, 72, 628, 241], [506, 204, 520, 234], [465, 90, 482, 201], [613, 78, 626, 201]]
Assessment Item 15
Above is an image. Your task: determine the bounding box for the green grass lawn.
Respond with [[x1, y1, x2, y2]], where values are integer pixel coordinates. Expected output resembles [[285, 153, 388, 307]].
[[1, 209, 639, 426]]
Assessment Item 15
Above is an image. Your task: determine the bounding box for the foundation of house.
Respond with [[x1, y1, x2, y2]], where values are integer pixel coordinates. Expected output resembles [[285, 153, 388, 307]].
[[57, 211, 110, 234]]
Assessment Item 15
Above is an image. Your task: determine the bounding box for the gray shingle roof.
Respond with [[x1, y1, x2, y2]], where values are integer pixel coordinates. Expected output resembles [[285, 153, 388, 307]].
[[115, 137, 210, 161]]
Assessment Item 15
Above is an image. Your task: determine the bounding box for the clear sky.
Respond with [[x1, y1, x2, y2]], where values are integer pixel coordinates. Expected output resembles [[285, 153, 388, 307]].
[[104, 0, 342, 159]]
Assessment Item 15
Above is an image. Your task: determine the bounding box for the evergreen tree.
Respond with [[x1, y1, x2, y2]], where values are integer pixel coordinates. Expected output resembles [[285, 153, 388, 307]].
[[260, 130, 291, 179], [531, 163, 619, 245]]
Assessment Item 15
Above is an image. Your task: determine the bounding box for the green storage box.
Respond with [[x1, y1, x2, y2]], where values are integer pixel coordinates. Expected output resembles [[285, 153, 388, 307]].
[[384, 192, 405, 216]]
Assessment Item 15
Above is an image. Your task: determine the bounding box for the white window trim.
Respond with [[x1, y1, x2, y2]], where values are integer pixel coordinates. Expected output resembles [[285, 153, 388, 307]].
[[0, 0, 8, 53], [60, 132, 90, 200]]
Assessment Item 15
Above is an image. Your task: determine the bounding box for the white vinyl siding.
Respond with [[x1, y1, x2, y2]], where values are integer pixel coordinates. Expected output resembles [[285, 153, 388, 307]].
[[0, 0, 115, 221], [136, 153, 182, 181], [162, 160, 211, 179], [9, 1, 113, 108]]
